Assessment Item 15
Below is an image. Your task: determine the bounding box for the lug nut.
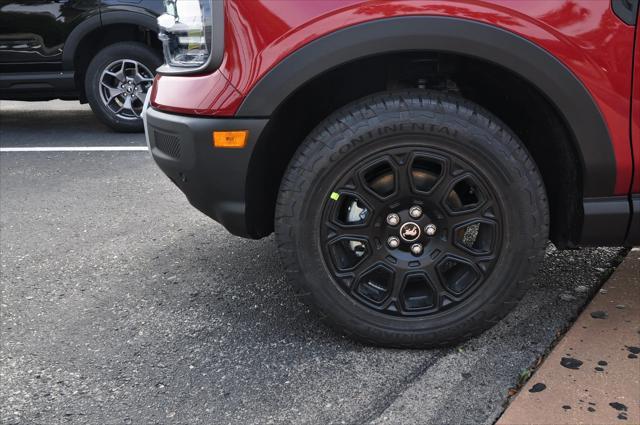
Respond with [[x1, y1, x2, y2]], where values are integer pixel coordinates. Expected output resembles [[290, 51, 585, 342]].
[[386, 213, 400, 226], [410, 243, 423, 256], [409, 206, 423, 219], [387, 236, 400, 249], [424, 223, 437, 236]]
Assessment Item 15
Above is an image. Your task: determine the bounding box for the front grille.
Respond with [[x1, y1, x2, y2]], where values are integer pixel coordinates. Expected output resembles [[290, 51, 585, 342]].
[[154, 131, 181, 159]]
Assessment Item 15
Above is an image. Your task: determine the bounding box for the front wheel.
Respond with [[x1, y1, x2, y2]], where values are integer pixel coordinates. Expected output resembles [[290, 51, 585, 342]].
[[85, 42, 161, 132], [275, 90, 549, 347]]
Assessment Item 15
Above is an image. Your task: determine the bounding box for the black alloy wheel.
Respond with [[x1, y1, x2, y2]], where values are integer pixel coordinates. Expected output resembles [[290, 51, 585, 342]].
[[276, 90, 548, 347], [321, 144, 502, 317]]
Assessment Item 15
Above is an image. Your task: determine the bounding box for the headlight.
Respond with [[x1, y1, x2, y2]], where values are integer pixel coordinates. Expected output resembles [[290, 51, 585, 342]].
[[158, 0, 213, 68]]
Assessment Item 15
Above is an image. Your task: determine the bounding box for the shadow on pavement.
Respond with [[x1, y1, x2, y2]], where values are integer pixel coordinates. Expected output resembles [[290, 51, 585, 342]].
[[0, 102, 145, 147]]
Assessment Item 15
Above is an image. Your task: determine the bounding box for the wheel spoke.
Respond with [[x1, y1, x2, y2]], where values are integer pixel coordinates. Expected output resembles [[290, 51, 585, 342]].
[[133, 74, 154, 85], [328, 225, 371, 240], [447, 243, 492, 267], [447, 203, 496, 227], [134, 90, 147, 103], [100, 78, 120, 90], [380, 271, 406, 310], [338, 174, 386, 213], [101, 83, 125, 103], [113, 95, 134, 115], [349, 252, 399, 306], [426, 172, 455, 206], [423, 263, 459, 307], [105, 70, 125, 82], [104, 60, 126, 82], [126, 99, 142, 117], [349, 252, 389, 287], [123, 95, 133, 112], [352, 252, 381, 274], [123, 60, 136, 74], [347, 156, 399, 210], [396, 159, 414, 195]]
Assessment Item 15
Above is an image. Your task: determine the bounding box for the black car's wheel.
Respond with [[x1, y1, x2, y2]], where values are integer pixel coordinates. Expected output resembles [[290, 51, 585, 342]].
[[275, 90, 548, 347], [85, 42, 161, 133]]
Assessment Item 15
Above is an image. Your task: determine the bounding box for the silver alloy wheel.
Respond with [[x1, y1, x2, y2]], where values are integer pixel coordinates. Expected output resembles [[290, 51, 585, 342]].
[[99, 59, 154, 120]]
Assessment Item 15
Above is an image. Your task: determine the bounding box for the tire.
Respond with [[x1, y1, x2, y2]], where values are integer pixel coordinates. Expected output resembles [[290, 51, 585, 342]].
[[275, 90, 548, 348], [85, 42, 161, 132]]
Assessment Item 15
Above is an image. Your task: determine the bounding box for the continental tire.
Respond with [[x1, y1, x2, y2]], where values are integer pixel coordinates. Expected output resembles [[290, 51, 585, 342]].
[[275, 90, 548, 347]]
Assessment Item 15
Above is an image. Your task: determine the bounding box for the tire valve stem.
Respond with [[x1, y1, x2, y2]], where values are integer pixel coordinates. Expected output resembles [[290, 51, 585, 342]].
[[424, 223, 437, 236], [410, 243, 423, 256], [387, 236, 400, 249], [386, 213, 400, 226]]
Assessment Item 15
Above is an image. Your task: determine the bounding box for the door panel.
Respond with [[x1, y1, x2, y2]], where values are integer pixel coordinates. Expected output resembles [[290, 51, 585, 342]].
[[0, 0, 99, 67]]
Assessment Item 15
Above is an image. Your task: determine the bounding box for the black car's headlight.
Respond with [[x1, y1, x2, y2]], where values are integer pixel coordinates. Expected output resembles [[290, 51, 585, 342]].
[[158, 0, 214, 69]]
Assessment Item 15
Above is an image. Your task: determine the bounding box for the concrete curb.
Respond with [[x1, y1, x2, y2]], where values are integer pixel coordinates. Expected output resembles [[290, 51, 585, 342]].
[[497, 248, 640, 425]]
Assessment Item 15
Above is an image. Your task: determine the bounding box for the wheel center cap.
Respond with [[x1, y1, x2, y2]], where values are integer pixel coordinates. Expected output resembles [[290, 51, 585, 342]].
[[399, 222, 421, 242]]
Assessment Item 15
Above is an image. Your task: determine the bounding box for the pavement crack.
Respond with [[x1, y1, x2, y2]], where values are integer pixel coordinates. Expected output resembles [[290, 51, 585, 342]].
[[359, 350, 450, 425]]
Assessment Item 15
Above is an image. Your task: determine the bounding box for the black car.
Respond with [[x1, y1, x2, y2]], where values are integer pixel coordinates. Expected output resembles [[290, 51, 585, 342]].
[[0, 0, 164, 132]]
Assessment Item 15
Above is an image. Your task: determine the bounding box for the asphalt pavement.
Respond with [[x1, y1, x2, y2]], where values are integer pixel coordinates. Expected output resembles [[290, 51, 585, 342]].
[[0, 100, 627, 425]]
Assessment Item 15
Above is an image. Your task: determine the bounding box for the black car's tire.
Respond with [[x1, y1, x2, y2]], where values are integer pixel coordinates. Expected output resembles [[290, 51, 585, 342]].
[[85, 42, 161, 133], [275, 90, 548, 347]]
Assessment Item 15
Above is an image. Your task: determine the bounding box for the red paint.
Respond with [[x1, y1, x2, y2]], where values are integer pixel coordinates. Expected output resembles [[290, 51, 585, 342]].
[[151, 0, 636, 195], [151, 70, 242, 116]]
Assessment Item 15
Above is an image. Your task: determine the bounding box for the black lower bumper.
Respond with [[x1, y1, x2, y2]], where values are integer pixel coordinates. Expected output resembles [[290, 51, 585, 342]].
[[144, 106, 268, 238]]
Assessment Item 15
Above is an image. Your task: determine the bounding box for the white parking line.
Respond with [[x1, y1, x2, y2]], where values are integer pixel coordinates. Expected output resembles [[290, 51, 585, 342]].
[[0, 146, 149, 152]]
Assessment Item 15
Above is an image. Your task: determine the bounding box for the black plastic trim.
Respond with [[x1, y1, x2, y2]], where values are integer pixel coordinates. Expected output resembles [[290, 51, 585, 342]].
[[62, 10, 159, 70], [62, 14, 102, 69], [145, 106, 268, 238], [612, 0, 639, 25], [238, 16, 616, 198], [625, 195, 640, 246], [156, 0, 225, 76], [579, 197, 631, 246], [0, 71, 76, 93], [101, 9, 158, 29]]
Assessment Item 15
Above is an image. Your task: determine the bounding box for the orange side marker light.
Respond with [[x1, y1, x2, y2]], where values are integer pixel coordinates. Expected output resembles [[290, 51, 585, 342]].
[[213, 130, 248, 148]]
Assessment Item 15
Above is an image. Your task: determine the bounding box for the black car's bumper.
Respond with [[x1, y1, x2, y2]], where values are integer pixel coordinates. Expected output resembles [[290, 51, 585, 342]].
[[144, 106, 268, 237]]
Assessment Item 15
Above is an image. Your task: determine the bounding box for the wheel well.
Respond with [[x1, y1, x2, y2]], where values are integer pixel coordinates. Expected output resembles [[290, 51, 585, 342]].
[[73, 24, 161, 102], [246, 52, 582, 246]]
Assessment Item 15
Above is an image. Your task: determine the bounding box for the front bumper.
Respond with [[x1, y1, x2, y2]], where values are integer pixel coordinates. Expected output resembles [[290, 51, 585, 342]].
[[144, 106, 268, 237]]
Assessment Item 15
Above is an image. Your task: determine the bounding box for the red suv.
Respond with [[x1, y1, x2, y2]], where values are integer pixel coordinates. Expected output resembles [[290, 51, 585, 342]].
[[144, 0, 640, 347]]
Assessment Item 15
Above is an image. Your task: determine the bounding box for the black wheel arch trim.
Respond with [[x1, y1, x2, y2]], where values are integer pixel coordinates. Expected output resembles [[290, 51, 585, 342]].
[[62, 10, 158, 70], [237, 16, 616, 198]]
